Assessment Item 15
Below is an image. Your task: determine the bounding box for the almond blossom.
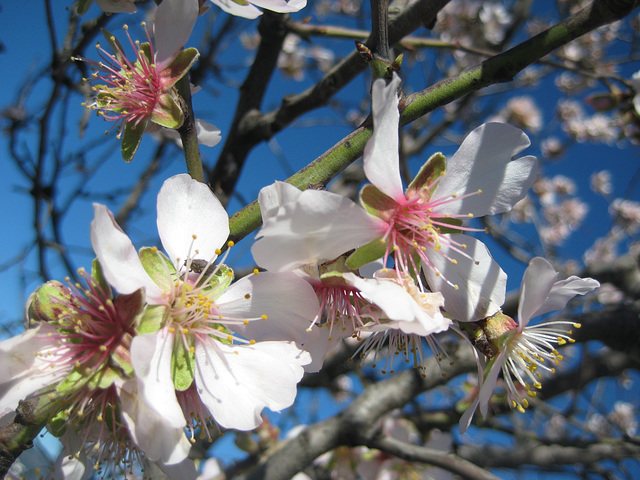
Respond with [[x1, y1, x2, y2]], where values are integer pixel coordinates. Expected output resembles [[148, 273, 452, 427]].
[[0, 269, 192, 476], [90, 174, 315, 450], [209, 0, 306, 20], [75, 0, 219, 162], [252, 181, 451, 374], [459, 257, 600, 432], [253, 74, 537, 323]]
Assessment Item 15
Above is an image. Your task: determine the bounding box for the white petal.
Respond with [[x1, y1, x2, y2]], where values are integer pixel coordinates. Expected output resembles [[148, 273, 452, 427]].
[[154, 0, 199, 67], [433, 123, 537, 217], [126, 330, 190, 464], [344, 273, 450, 336], [477, 351, 506, 417], [157, 174, 229, 265], [156, 458, 198, 479], [249, 0, 306, 12], [91, 203, 165, 302], [258, 181, 302, 223], [194, 341, 308, 430], [209, 0, 262, 18], [531, 274, 599, 319], [194, 119, 222, 147], [252, 189, 385, 271], [423, 235, 506, 322], [218, 272, 318, 346], [363, 74, 405, 203], [0, 324, 70, 416], [517, 257, 558, 328]]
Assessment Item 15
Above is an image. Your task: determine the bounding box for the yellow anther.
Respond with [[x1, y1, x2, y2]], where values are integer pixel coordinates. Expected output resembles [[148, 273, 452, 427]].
[[453, 284, 459, 290], [261, 314, 268, 320], [215, 248, 222, 255], [227, 335, 233, 342], [461, 244, 467, 250], [244, 293, 251, 299], [477, 189, 483, 194], [190, 346, 195, 354], [467, 213, 474, 218], [192, 234, 197, 239], [557, 337, 566, 345], [249, 339, 256, 345], [169, 327, 176, 333], [228, 240, 235, 247], [450, 259, 458, 265], [253, 268, 259, 275]]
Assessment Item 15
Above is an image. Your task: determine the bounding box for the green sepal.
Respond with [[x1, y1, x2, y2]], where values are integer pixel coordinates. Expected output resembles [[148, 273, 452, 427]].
[[137, 305, 167, 335], [91, 258, 113, 299], [76, 0, 92, 15], [27, 281, 71, 325], [48, 410, 68, 438], [435, 217, 464, 235], [100, 29, 126, 65], [345, 237, 388, 270], [139, 42, 153, 64], [56, 368, 90, 397], [208, 264, 234, 290], [151, 91, 184, 129], [406, 152, 446, 199], [121, 117, 147, 162], [172, 336, 195, 391], [88, 365, 121, 390], [160, 47, 200, 89], [110, 332, 135, 377], [139, 247, 175, 292], [359, 184, 399, 219]]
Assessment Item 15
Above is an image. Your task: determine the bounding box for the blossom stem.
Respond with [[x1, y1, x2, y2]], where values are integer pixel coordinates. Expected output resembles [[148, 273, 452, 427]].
[[0, 398, 49, 477], [175, 74, 205, 183]]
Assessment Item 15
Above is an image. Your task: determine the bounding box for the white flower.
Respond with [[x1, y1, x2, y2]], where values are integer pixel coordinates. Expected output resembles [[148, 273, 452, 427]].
[[209, 0, 306, 19], [459, 257, 600, 433], [253, 74, 537, 323], [91, 174, 315, 446]]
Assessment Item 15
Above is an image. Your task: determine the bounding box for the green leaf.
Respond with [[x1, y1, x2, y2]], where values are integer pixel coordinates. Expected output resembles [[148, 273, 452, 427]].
[[406, 152, 446, 199], [139, 247, 174, 292], [48, 410, 68, 438], [345, 237, 388, 270], [56, 368, 90, 397], [172, 337, 195, 391], [121, 118, 147, 162]]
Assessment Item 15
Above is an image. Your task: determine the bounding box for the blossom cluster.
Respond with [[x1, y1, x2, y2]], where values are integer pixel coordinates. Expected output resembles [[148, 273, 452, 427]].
[[1, 1, 608, 478]]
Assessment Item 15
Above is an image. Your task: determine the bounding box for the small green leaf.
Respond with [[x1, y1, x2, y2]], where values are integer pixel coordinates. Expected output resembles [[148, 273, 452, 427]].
[[48, 410, 68, 438], [172, 337, 195, 391], [121, 118, 147, 162], [345, 237, 388, 270], [406, 152, 446, 199], [57, 368, 90, 397]]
